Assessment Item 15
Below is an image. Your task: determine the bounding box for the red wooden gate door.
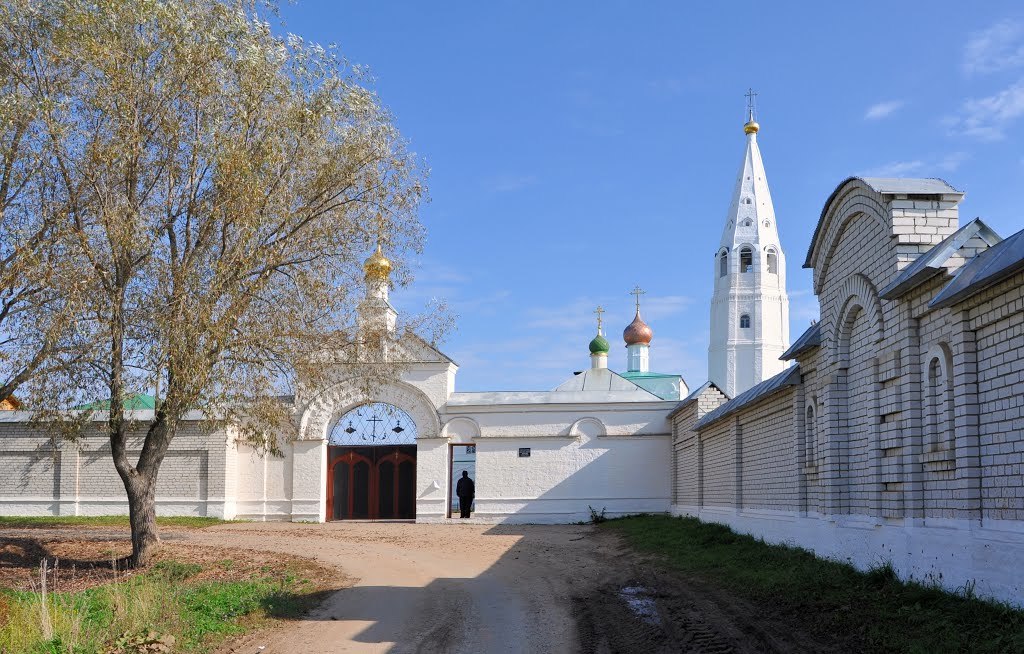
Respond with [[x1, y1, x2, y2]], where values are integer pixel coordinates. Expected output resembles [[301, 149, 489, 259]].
[[328, 448, 373, 520], [328, 446, 416, 520], [376, 448, 416, 519]]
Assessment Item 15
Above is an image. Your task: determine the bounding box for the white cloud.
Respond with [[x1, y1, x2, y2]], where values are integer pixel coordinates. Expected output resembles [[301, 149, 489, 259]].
[[964, 20, 1024, 75], [948, 79, 1024, 141], [862, 160, 926, 177], [864, 100, 905, 120], [635, 294, 693, 320], [861, 152, 968, 177], [524, 294, 692, 331]]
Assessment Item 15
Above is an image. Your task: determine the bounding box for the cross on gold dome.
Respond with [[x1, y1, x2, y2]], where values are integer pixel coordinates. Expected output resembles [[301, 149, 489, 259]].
[[630, 285, 646, 312], [594, 305, 605, 333]]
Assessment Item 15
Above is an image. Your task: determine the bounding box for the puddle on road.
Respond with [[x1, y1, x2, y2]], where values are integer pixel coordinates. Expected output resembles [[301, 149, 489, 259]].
[[619, 585, 660, 625]]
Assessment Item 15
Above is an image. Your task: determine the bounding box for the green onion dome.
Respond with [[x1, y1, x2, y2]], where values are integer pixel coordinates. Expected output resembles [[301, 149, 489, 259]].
[[589, 333, 610, 354]]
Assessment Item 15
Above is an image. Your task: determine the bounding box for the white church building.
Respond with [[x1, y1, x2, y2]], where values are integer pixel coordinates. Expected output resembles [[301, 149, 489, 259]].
[[5, 110, 1024, 605]]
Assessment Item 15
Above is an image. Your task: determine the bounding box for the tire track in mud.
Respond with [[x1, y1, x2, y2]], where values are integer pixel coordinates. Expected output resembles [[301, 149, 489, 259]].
[[573, 568, 837, 654]]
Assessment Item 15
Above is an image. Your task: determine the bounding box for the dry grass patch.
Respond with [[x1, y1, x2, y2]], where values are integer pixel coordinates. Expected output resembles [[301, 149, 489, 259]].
[[0, 531, 347, 654]]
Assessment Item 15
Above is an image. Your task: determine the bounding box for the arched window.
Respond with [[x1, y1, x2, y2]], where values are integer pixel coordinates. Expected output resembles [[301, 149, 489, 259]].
[[742, 218, 752, 227], [744, 197, 753, 205], [719, 251, 728, 277], [330, 402, 418, 446], [767, 248, 778, 274], [740, 247, 753, 272], [805, 404, 816, 467], [740, 314, 751, 329], [925, 356, 953, 451]]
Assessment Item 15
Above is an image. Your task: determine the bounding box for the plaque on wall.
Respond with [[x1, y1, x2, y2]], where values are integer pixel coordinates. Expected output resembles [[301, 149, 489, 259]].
[[518, 448, 531, 458]]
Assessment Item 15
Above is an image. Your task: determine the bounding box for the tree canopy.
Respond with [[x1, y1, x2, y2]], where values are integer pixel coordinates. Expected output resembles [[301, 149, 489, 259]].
[[0, 0, 429, 564]]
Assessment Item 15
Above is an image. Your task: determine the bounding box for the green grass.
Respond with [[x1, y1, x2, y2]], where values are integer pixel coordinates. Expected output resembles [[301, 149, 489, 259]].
[[607, 515, 1024, 653], [0, 559, 320, 653], [0, 515, 232, 529]]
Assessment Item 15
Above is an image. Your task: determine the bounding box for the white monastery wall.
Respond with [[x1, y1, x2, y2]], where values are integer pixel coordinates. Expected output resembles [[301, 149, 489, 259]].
[[429, 401, 676, 523], [0, 418, 231, 518], [970, 270, 1024, 522], [673, 178, 1024, 606], [740, 391, 797, 512]]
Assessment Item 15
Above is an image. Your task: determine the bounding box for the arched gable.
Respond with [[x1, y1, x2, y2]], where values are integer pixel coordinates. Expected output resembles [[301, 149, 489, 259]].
[[441, 416, 480, 442], [569, 417, 607, 439], [832, 274, 884, 367], [805, 178, 890, 294], [299, 379, 441, 441]]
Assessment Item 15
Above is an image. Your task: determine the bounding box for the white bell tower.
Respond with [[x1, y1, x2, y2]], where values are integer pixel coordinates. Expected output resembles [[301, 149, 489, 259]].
[[708, 91, 790, 398]]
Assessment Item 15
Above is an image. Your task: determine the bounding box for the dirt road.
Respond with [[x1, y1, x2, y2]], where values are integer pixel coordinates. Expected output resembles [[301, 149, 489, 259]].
[[199, 522, 596, 654], [184, 521, 829, 654]]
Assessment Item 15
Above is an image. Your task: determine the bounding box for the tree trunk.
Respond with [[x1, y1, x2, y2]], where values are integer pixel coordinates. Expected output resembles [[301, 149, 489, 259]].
[[125, 474, 160, 567]]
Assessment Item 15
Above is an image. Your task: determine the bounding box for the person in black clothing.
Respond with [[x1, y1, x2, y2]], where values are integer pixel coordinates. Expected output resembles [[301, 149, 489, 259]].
[[456, 470, 475, 519]]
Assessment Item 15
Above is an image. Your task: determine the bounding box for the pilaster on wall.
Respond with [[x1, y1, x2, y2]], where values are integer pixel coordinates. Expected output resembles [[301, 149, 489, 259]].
[[733, 418, 743, 512], [903, 316, 925, 522], [823, 370, 848, 515], [697, 432, 705, 509], [204, 429, 233, 519], [290, 439, 326, 522], [57, 446, 77, 516], [869, 357, 883, 521], [794, 387, 808, 516], [951, 311, 982, 523]]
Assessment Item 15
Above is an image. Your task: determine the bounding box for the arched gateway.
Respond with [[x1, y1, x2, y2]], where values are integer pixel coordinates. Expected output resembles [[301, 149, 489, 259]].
[[327, 402, 418, 520]]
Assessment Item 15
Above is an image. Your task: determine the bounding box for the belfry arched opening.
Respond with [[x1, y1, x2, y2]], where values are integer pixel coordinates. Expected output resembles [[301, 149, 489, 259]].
[[327, 402, 417, 520]]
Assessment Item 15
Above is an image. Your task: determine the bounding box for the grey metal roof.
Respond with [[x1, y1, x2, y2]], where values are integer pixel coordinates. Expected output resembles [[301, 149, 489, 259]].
[[879, 218, 1002, 300], [780, 322, 821, 361], [805, 177, 965, 268], [930, 226, 1024, 309], [666, 381, 725, 419], [695, 365, 802, 430], [859, 177, 962, 195]]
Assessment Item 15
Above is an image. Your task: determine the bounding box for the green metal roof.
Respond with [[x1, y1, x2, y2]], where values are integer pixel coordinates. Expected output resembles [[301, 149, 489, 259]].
[[75, 393, 157, 411], [617, 371, 683, 400]]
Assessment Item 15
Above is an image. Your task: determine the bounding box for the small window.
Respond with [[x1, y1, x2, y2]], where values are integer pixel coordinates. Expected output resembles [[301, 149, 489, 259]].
[[742, 219, 752, 227], [740, 247, 753, 272], [740, 314, 751, 328], [767, 249, 778, 274], [744, 197, 753, 205], [719, 251, 728, 277]]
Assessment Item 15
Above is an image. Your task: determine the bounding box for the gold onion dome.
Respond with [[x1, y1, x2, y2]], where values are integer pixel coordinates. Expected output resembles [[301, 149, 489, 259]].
[[623, 311, 653, 346], [744, 119, 759, 134], [363, 245, 392, 280]]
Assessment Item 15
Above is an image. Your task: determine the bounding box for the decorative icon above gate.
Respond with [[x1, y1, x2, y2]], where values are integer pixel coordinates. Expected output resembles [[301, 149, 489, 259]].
[[330, 402, 418, 446]]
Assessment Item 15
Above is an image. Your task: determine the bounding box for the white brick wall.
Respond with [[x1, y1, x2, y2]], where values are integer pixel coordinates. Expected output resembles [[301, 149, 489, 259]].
[[0, 420, 228, 517], [673, 179, 1024, 606]]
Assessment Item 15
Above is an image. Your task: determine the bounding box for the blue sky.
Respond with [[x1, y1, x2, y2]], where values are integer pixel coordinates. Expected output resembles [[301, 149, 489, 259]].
[[282, 1, 1024, 392]]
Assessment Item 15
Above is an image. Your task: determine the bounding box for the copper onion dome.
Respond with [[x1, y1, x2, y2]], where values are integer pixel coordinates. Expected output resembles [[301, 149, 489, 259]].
[[623, 311, 653, 346]]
